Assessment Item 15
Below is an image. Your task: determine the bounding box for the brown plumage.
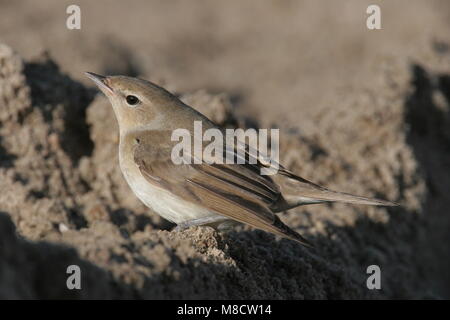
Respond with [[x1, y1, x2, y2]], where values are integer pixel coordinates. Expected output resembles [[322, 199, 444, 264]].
[[86, 72, 398, 248]]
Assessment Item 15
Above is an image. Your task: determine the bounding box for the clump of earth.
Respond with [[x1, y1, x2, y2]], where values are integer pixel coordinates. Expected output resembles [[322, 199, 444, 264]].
[[0, 38, 449, 299]]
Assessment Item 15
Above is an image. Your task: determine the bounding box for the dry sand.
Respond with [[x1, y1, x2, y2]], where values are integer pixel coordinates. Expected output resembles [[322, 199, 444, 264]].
[[0, 1, 449, 299]]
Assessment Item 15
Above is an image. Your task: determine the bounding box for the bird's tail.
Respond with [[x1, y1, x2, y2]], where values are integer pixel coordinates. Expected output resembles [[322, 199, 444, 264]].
[[276, 169, 399, 210]]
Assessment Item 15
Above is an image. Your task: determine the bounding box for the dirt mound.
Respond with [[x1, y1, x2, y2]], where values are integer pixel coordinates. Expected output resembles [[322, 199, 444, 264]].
[[0, 42, 449, 299]]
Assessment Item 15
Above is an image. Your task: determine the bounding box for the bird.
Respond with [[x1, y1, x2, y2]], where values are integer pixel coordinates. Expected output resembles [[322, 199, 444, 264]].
[[85, 72, 397, 247]]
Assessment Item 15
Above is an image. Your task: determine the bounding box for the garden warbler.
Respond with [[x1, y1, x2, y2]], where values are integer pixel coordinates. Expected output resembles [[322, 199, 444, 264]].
[[86, 72, 397, 247]]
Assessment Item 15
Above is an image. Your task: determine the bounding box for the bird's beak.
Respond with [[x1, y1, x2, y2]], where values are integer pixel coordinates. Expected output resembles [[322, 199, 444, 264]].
[[85, 72, 115, 96]]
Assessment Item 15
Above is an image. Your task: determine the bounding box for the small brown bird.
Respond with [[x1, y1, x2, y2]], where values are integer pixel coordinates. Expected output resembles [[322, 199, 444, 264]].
[[86, 72, 397, 247]]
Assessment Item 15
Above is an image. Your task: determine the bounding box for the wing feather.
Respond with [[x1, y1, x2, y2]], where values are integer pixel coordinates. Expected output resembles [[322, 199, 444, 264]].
[[132, 132, 311, 246]]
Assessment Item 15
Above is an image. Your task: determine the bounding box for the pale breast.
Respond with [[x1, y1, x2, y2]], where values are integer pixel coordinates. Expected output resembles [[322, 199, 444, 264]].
[[118, 148, 216, 224]]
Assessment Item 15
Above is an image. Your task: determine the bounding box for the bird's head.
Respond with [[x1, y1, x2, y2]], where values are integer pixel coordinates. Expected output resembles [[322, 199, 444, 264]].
[[85, 72, 179, 134]]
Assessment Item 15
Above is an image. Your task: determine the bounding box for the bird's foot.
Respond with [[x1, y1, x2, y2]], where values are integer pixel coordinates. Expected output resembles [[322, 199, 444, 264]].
[[174, 216, 228, 232]]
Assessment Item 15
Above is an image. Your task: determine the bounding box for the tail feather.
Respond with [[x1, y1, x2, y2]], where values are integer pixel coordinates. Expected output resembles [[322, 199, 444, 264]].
[[280, 188, 398, 211], [277, 169, 399, 209], [298, 189, 398, 206]]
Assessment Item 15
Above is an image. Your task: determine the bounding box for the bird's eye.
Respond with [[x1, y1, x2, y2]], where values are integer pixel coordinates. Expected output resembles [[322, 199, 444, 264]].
[[126, 95, 140, 106]]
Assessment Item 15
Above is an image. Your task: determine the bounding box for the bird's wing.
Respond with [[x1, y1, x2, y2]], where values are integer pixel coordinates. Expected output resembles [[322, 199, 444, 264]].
[[132, 131, 312, 246]]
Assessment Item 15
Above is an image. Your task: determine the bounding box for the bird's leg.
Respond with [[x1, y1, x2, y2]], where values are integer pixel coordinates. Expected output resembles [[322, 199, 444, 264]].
[[174, 216, 229, 232]]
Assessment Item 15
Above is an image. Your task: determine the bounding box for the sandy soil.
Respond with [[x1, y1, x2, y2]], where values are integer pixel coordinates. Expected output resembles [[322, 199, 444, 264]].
[[0, 1, 449, 299]]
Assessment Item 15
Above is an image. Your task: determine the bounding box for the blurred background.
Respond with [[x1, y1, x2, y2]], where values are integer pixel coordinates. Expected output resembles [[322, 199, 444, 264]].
[[0, 0, 449, 299], [1, 0, 448, 128]]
